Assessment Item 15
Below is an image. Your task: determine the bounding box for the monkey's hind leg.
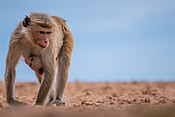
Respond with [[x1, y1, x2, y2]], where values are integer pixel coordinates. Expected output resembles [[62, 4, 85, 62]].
[[51, 37, 73, 106], [45, 65, 65, 106], [46, 53, 69, 106], [46, 16, 74, 106]]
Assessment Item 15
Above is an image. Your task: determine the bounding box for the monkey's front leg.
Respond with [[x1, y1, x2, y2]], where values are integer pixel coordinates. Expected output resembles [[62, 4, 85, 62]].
[[35, 59, 55, 106], [5, 67, 26, 106], [5, 46, 26, 106]]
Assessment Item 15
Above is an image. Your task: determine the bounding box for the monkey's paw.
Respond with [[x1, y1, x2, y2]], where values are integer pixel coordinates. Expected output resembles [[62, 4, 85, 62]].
[[51, 100, 65, 106], [8, 99, 26, 107]]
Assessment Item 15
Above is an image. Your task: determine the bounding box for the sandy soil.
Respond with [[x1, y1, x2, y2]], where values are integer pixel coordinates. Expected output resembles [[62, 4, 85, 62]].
[[0, 81, 175, 117]]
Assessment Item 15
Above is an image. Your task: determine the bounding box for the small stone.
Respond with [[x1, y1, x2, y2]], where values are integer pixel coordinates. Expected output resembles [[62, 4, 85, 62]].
[[85, 92, 91, 96], [73, 104, 80, 107], [159, 98, 166, 104], [112, 93, 118, 97], [81, 101, 93, 106], [172, 100, 175, 103], [133, 99, 137, 102], [127, 100, 132, 104], [109, 102, 114, 105], [151, 92, 157, 96], [144, 98, 150, 103], [0, 103, 2, 108], [96, 100, 104, 103], [94, 103, 100, 106]]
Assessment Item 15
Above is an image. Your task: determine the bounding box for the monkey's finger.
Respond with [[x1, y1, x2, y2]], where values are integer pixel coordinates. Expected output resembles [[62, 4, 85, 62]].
[[31, 57, 34, 62], [24, 58, 31, 65], [29, 63, 32, 67]]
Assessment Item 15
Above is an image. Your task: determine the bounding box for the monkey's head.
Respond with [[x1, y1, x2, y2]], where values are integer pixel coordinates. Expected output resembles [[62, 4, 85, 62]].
[[23, 13, 55, 50]]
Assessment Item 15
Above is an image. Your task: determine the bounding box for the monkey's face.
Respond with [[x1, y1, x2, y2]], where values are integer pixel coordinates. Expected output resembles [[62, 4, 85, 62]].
[[32, 28, 52, 50], [22, 15, 54, 50]]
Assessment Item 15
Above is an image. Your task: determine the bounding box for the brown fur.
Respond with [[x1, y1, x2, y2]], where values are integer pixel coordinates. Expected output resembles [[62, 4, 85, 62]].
[[4, 12, 73, 106]]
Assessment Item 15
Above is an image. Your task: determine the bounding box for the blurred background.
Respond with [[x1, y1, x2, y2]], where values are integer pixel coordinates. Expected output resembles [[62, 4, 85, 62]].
[[0, 0, 175, 82]]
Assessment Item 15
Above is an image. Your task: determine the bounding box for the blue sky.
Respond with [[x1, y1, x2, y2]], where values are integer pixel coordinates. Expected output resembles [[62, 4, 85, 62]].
[[0, 0, 175, 82]]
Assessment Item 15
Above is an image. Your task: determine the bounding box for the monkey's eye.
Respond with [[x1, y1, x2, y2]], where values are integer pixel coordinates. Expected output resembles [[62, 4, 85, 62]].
[[39, 31, 45, 34], [47, 32, 52, 34]]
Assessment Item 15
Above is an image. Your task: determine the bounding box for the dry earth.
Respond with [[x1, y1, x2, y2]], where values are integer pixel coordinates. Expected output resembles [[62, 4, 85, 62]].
[[0, 81, 175, 117]]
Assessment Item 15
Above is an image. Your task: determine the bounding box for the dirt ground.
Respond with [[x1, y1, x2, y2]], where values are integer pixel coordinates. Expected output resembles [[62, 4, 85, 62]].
[[0, 81, 175, 117]]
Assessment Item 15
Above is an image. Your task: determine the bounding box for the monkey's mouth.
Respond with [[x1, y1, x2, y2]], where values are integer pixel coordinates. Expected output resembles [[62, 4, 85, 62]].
[[37, 43, 47, 49]]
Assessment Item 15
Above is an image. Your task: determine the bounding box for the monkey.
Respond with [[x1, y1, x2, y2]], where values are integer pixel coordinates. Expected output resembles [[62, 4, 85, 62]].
[[4, 12, 73, 106], [24, 53, 44, 83]]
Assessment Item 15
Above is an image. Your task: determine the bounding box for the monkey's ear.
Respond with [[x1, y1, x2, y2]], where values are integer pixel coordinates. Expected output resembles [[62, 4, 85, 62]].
[[23, 15, 31, 27]]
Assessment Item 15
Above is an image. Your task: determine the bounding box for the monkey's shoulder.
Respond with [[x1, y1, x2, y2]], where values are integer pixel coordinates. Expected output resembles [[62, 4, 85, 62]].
[[11, 22, 26, 40]]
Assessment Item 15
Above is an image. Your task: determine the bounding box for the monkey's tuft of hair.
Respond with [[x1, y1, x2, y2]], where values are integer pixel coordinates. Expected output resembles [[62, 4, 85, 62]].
[[23, 15, 31, 27]]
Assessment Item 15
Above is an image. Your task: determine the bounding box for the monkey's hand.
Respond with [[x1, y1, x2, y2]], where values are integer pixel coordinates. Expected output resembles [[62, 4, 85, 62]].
[[24, 56, 44, 74], [8, 99, 26, 107], [51, 100, 65, 106]]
